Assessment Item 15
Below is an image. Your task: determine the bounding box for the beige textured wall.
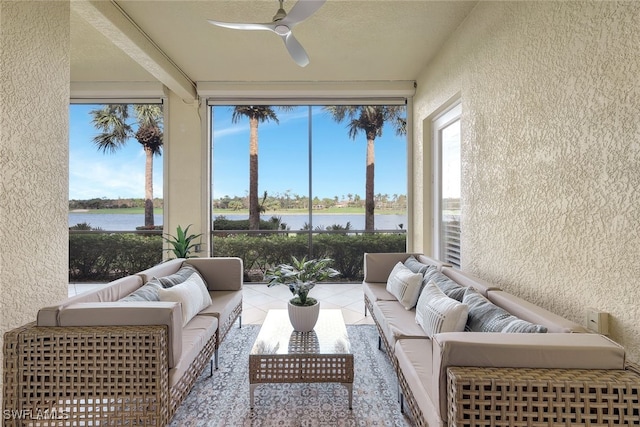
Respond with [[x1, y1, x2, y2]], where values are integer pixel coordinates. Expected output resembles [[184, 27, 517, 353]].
[[165, 91, 208, 256], [0, 0, 70, 406], [414, 1, 640, 362]]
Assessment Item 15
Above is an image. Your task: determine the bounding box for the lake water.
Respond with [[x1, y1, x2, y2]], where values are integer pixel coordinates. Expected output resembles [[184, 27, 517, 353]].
[[69, 213, 407, 231]]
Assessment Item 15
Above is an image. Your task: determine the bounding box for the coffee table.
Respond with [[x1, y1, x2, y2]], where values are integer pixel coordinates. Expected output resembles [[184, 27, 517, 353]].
[[249, 309, 354, 409]]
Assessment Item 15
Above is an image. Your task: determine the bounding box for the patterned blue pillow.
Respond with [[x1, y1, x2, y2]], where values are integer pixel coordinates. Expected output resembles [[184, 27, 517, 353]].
[[155, 264, 200, 288], [423, 269, 466, 302], [120, 278, 163, 302], [403, 256, 431, 275], [463, 287, 547, 333]]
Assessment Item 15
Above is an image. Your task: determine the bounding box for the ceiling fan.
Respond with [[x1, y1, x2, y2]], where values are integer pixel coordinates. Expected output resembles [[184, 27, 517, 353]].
[[207, 0, 326, 67]]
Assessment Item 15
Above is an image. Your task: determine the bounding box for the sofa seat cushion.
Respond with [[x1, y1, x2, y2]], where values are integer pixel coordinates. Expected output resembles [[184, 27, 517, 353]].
[[395, 339, 443, 427], [169, 315, 218, 388], [372, 300, 428, 349], [463, 288, 547, 333], [363, 281, 397, 304], [198, 290, 243, 327], [386, 262, 423, 309]]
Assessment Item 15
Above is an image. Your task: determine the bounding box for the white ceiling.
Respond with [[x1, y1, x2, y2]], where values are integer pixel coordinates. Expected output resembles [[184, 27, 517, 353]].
[[71, 0, 477, 95]]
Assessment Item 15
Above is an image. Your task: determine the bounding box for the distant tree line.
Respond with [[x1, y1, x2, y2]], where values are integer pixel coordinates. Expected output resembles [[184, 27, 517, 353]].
[[213, 192, 407, 211], [69, 198, 163, 210]]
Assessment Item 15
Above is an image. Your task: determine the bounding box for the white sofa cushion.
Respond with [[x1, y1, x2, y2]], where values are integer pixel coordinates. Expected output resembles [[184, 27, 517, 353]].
[[416, 281, 468, 337], [159, 272, 212, 326], [386, 262, 423, 309]]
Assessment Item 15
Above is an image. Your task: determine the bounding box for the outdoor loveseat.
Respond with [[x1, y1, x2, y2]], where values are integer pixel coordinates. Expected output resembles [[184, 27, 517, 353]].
[[3, 257, 243, 426], [363, 252, 640, 427]]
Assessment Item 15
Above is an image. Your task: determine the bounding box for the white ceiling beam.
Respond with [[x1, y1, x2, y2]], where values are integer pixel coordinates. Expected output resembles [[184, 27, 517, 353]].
[[72, 0, 197, 102]]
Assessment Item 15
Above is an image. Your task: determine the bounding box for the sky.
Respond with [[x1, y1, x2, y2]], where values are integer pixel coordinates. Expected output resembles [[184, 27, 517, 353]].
[[69, 104, 408, 201]]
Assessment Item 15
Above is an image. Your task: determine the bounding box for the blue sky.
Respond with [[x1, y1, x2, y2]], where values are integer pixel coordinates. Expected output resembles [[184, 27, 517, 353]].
[[69, 104, 408, 200]]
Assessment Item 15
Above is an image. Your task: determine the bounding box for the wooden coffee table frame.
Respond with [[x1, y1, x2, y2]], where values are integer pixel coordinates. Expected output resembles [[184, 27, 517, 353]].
[[249, 310, 354, 409]]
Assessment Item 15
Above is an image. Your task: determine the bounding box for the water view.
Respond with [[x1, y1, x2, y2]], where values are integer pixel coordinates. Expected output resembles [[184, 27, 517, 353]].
[[69, 213, 407, 231]]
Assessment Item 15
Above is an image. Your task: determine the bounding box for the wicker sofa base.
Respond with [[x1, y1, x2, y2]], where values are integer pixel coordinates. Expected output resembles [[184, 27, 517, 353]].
[[3, 321, 224, 426], [3, 323, 170, 426], [447, 365, 640, 427]]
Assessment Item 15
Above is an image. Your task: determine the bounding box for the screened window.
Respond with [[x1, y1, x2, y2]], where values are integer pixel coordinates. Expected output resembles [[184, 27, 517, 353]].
[[433, 102, 461, 267], [209, 103, 408, 281]]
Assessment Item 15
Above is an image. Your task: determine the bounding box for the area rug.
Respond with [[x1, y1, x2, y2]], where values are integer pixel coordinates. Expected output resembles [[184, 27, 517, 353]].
[[170, 324, 411, 426]]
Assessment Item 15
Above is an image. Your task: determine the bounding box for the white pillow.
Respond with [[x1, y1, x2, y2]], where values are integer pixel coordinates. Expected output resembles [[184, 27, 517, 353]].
[[158, 272, 212, 326], [386, 262, 423, 310], [415, 280, 468, 337]]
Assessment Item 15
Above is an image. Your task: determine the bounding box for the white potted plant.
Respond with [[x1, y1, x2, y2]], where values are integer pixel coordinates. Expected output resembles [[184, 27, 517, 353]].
[[264, 256, 340, 332]]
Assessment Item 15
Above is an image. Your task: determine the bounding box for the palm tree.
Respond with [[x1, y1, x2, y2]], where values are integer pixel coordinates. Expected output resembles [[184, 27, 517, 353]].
[[231, 106, 290, 230], [324, 105, 406, 230], [90, 104, 163, 228]]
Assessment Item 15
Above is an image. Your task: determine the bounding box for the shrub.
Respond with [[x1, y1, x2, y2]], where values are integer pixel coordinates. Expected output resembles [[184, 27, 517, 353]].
[[212, 232, 405, 282], [69, 233, 162, 281]]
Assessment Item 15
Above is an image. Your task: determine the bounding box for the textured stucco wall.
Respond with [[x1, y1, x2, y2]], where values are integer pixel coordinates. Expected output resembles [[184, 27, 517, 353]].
[[0, 0, 70, 404], [414, 1, 640, 362]]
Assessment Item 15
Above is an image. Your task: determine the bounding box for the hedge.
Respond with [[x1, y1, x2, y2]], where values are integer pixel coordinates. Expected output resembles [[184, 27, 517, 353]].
[[69, 233, 162, 281], [212, 233, 406, 282], [70, 231, 406, 283]]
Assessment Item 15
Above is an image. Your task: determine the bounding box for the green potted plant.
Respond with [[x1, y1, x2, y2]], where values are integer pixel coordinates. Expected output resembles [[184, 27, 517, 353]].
[[264, 256, 340, 332], [163, 224, 202, 259]]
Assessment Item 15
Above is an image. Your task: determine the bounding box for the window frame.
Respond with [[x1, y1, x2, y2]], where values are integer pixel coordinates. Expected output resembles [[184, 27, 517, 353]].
[[431, 101, 461, 266]]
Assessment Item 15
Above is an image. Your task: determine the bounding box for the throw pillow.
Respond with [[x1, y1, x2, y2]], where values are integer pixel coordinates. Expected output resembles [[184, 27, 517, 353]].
[[403, 256, 430, 275], [463, 288, 547, 333], [415, 281, 468, 337], [119, 278, 163, 302], [422, 269, 467, 302], [158, 272, 212, 326], [155, 264, 201, 288], [386, 262, 423, 310]]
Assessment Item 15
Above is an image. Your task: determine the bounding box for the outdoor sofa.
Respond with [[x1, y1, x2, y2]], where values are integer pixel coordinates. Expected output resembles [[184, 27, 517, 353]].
[[363, 252, 640, 427], [3, 257, 243, 426]]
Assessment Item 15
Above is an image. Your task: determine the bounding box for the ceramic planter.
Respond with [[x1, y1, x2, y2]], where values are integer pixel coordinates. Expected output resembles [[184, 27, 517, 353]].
[[288, 300, 320, 332]]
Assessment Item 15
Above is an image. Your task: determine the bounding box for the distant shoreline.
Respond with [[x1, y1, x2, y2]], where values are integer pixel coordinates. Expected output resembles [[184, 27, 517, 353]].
[[70, 207, 406, 216]]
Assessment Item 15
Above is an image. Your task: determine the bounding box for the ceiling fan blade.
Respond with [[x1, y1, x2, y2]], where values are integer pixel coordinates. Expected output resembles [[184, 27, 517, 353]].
[[281, 0, 326, 27], [207, 20, 275, 32], [282, 32, 309, 67]]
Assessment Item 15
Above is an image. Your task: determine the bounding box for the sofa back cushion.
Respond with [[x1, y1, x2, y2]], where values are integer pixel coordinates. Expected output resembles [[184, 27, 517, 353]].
[[185, 257, 243, 291], [487, 290, 588, 333], [37, 275, 143, 326], [136, 258, 185, 283]]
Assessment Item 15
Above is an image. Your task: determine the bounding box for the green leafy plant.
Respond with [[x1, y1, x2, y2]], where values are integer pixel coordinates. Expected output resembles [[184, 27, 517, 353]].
[[163, 224, 202, 259], [264, 257, 340, 306]]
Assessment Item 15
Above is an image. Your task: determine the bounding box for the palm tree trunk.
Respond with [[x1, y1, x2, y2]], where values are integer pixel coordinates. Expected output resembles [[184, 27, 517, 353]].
[[365, 138, 375, 230], [144, 147, 154, 228], [249, 117, 260, 230]]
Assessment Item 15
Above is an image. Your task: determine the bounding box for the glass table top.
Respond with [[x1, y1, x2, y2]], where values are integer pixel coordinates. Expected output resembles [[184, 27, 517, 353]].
[[250, 309, 351, 356]]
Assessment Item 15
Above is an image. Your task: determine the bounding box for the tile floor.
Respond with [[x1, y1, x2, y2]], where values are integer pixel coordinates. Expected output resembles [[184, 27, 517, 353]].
[[68, 282, 374, 326]]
